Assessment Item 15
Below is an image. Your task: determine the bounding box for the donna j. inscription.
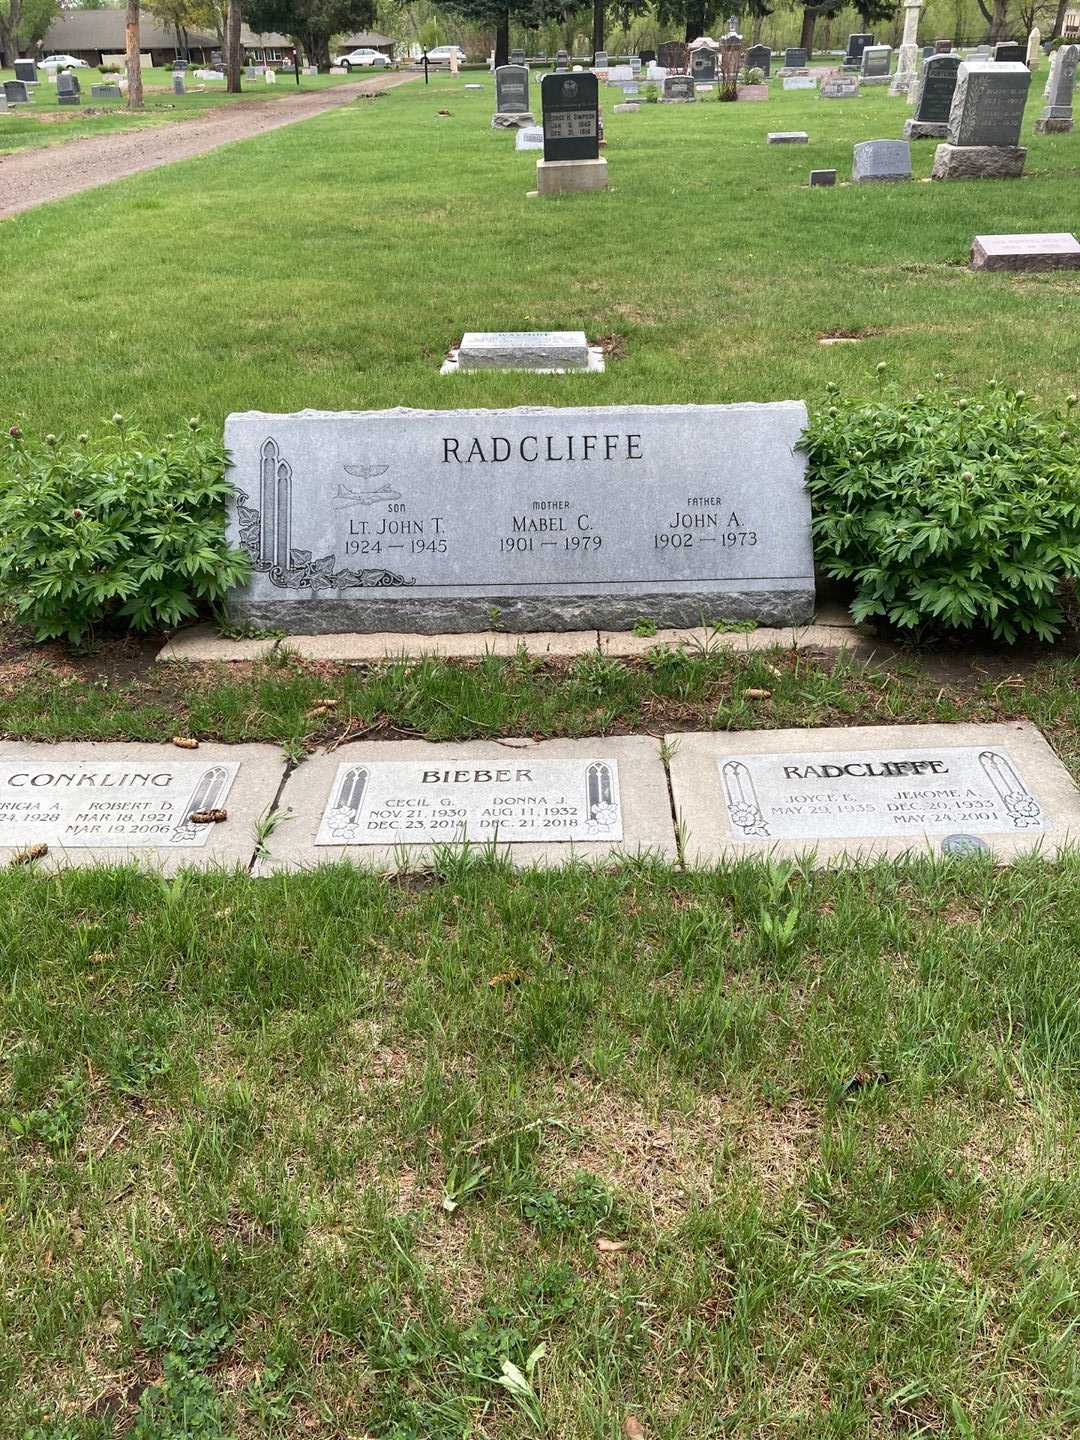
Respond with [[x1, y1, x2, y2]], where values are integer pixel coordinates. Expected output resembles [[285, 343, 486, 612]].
[[718, 746, 1047, 841], [315, 757, 622, 845], [224, 405, 814, 633], [0, 761, 239, 848]]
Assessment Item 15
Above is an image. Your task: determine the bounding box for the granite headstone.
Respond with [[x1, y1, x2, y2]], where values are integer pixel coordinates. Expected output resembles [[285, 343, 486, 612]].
[[746, 43, 771, 76], [852, 138, 913, 181], [1036, 43, 1077, 131], [784, 47, 807, 68], [541, 71, 599, 160], [904, 52, 960, 137], [661, 73, 696, 101], [947, 59, 1030, 145], [223, 403, 816, 633]]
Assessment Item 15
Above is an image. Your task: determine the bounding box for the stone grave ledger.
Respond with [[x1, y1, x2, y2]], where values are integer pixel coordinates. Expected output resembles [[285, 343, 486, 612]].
[[667, 722, 1080, 864], [224, 403, 815, 634]]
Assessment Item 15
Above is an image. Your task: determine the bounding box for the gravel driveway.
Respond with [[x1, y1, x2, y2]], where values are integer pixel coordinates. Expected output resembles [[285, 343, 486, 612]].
[[0, 71, 413, 222]]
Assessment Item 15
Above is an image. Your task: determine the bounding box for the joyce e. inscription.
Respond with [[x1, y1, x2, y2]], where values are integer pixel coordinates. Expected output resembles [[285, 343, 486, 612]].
[[718, 746, 1046, 841], [0, 761, 239, 848], [314, 757, 622, 845], [224, 404, 813, 633]]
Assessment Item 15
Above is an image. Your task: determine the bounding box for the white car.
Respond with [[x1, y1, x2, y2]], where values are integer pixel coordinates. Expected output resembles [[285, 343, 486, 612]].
[[338, 48, 391, 70], [38, 54, 90, 71], [422, 45, 466, 65]]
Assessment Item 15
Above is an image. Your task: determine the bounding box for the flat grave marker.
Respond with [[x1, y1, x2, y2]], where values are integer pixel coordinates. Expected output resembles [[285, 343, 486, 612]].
[[668, 722, 1080, 864], [971, 232, 1080, 271], [767, 130, 809, 143], [223, 402, 815, 634], [0, 743, 283, 872], [450, 331, 598, 373], [260, 737, 677, 870]]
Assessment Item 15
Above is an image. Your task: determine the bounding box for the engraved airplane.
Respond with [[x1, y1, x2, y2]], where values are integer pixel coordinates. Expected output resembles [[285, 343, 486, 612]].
[[333, 464, 401, 509]]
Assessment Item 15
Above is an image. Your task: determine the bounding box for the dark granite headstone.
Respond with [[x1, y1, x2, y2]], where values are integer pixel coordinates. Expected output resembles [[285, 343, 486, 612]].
[[4, 80, 30, 104], [915, 53, 961, 122], [691, 48, 717, 83], [540, 71, 599, 160], [935, 38, 952, 54], [510, 48, 526, 65], [13, 59, 36, 85], [861, 44, 891, 77], [57, 72, 80, 105], [947, 59, 1030, 146], [662, 74, 696, 101], [994, 41, 1025, 63], [784, 47, 807, 68], [495, 63, 530, 112], [555, 48, 569, 71], [592, 50, 608, 69], [746, 43, 771, 76], [845, 33, 874, 64]]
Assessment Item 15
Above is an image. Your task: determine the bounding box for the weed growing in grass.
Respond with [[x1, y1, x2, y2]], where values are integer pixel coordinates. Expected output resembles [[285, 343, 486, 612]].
[[6, 1074, 84, 1153]]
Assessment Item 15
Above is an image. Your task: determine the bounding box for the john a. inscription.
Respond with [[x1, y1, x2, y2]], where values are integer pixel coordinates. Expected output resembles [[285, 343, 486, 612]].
[[225, 404, 813, 633]]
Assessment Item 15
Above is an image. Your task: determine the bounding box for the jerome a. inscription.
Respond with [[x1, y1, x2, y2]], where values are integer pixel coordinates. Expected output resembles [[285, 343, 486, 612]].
[[224, 404, 813, 633]]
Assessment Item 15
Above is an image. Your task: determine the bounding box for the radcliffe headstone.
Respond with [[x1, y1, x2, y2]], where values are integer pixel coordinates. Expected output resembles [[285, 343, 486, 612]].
[[540, 71, 599, 159], [661, 73, 696, 101], [13, 59, 36, 85], [904, 52, 960, 138], [667, 722, 1080, 864], [691, 48, 717, 83], [861, 43, 892, 82], [493, 63, 533, 125], [784, 47, 807, 69], [4, 80, 30, 105], [223, 403, 816, 633], [853, 137, 913, 181], [994, 41, 1025, 63], [1036, 43, 1077, 132], [57, 72, 80, 105], [746, 43, 771, 76]]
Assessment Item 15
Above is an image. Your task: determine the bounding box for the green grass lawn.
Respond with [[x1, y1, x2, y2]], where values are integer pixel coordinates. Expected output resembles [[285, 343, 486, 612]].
[[2, 66, 1079, 433], [0, 65, 367, 155]]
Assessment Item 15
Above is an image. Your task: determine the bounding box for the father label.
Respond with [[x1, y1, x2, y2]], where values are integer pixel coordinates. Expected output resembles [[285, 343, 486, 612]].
[[315, 757, 622, 845], [224, 404, 813, 633]]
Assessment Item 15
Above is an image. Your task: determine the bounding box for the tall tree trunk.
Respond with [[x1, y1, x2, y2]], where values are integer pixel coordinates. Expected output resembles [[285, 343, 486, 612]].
[[1050, 0, 1068, 37], [800, 7, 817, 56], [1, 0, 22, 68], [226, 0, 241, 92], [495, 12, 509, 67], [990, 0, 1009, 40], [592, 0, 604, 57], [125, 0, 144, 110]]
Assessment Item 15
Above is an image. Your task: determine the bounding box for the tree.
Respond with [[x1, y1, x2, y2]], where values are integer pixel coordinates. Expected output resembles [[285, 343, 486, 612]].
[[126, 0, 144, 109], [796, 0, 844, 57], [0, 0, 22, 69], [855, 0, 897, 27], [244, 0, 376, 69], [440, 0, 569, 68], [226, 0, 241, 90]]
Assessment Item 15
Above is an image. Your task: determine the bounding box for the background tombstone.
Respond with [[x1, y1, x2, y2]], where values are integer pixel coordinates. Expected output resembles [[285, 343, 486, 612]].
[[691, 47, 717, 83], [933, 59, 1030, 178], [173, 71, 185, 95], [861, 43, 892, 83], [745, 42, 771, 76], [493, 63, 533, 126], [1025, 27, 1041, 66], [784, 47, 807, 69], [890, 0, 923, 95], [4, 79, 30, 105], [994, 41, 1025, 63], [510, 47, 526, 65], [57, 71, 81, 105], [1036, 43, 1077, 132], [91, 82, 122, 99], [820, 73, 860, 97], [555, 48, 569, 71], [593, 49, 608, 70], [904, 52, 961, 138], [657, 40, 688, 71], [515, 124, 544, 150], [538, 71, 606, 194], [845, 32, 874, 65], [661, 73, 696, 101], [13, 58, 36, 85], [852, 137, 913, 181], [935, 37, 952, 53]]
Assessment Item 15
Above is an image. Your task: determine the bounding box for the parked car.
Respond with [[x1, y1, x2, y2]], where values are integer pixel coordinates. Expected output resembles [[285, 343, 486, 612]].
[[38, 54, 90, 70], [421, 45, 466, 65], [338, 48, 391, 70]]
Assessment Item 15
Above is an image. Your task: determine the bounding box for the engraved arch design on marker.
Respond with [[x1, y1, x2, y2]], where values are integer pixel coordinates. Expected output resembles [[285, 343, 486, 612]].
[[258, 437, 292, 573], [327, 766, 371, 840], [171, 765, 231, 841], [586, 761, 619, 827], [721, 760, 770, 838], [978, 750, 1043, 829]]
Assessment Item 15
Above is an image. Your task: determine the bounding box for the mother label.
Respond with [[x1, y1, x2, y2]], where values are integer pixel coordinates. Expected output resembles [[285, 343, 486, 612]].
[[314, 756, 622, 845], [224, 404, 813, 633]]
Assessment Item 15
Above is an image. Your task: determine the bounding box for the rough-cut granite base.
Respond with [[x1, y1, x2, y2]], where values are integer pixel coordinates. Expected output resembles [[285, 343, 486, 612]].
[[1035, 116, 1073, 133], [491, 110, 535, 128], [226, 587, 817, 636], [931, 143, 1026, 179], [903, 118, 948, 139]]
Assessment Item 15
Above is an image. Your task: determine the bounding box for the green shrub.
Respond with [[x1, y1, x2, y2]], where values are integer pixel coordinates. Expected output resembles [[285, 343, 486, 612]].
[[0, 419, 250, 646], [802, 384, 1080, 643]]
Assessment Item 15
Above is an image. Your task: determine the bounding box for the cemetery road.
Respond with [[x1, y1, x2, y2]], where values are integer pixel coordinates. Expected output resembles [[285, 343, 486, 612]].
[[0, 71, 413, 223]]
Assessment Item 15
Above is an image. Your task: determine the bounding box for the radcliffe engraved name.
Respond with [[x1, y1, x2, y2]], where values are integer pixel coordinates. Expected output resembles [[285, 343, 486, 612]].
[[442, 434, 643, 463]]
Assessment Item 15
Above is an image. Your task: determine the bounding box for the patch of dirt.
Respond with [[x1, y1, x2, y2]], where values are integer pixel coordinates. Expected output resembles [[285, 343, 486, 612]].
[[596, 332, 629, 360], [817, 327, 883, 343]]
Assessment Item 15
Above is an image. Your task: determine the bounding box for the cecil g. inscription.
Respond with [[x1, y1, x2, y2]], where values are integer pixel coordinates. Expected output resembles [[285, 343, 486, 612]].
[[314, 757, 622, 845], [224, 404, 813, 633]]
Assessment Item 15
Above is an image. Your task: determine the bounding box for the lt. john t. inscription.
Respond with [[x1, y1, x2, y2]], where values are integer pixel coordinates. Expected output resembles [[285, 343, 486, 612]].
[[224, 404, 813, 633]]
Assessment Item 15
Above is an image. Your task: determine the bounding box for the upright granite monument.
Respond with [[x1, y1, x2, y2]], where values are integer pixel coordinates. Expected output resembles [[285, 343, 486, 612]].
[[932, 59, 1031, 179], [746, 43, 771, 76], [1036, 43, 1077, 132], [904, 52, 960, 138], [493, 64, 533, 127], [538, 72, 605, 194], [861, 44, 892, 83], [224, 404, 815, 633]]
